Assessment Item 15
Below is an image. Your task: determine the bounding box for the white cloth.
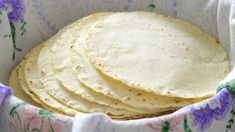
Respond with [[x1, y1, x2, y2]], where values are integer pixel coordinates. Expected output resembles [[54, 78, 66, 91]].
[[0, 0, 234, 132]]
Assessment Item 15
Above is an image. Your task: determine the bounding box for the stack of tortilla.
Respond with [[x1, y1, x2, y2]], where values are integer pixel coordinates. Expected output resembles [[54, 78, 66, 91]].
[[9, 12, 229, 119]]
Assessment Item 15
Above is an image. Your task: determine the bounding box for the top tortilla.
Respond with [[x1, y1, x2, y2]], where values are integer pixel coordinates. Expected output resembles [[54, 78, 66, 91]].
[[85, 12, 229, 98]]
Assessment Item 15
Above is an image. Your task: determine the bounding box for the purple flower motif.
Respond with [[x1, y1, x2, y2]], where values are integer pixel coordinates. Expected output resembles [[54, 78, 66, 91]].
[[0, 83, 12, 105], [190, 89, 234, 132], [0, 0, 4, 9], [0, 0, 25, 22]]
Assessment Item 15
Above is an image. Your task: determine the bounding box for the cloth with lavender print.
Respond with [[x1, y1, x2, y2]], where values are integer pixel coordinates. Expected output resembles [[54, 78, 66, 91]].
[[0, 0, 235, 132], [190, 89, 234, 132], [0, 0, 25, 22], [0, 83, 12, 106]]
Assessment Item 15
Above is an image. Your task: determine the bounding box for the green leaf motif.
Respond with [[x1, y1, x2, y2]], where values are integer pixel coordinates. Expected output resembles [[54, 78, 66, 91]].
[[9, 20, 23, 60], [148, 4, 155, 9], [161, 121, 170, 132], [231, 109, 235, 115], [4, 35, 11, 38], [20, 19, 27, 36], [148, 0, 156, 12], [226, 106, 235, 132], [228, 119, 234, 124], [184, 116, 192, 132], [39, 109, 53, 117], [9, 102, 26, 117], [226, 124, 232, 129], [217, 79, 235, 95], [1, 10, 26, 60], [9, 21, 16, 44]]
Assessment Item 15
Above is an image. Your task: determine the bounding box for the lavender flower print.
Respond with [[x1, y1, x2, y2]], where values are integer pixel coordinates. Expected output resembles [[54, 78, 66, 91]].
[[0, 83, 12, 105], [0, 0, 4, 9], [190, 89, 234, 132], [0, 0, 26, 60], [0, 0, 25, 22]]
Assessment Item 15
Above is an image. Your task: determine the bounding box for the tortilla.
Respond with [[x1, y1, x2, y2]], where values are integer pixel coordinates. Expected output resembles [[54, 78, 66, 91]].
[[71, 47, 201, 109], [37, 20, 153, 118], [85, 12, 229, 98], [51, 13, 178, 112], [23, 43, 78, 116], [9, 11, 228, 119], [69, 13, 202, 109], [9, 66, 41, 107]]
